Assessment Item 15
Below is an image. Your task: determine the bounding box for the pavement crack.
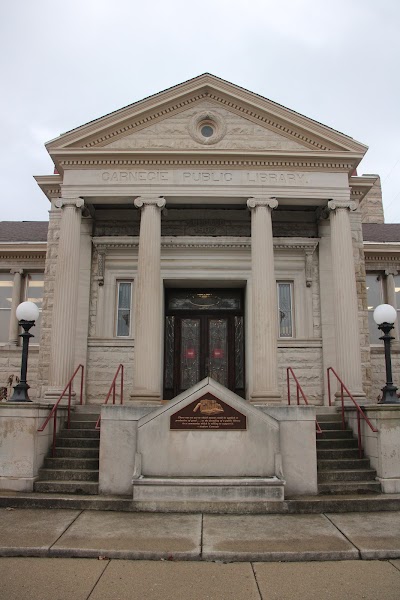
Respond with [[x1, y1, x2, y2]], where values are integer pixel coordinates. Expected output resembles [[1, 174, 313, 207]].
[[86, 557, 111, 600], [323, 512, 362, 559], [48, 509, 84, 553], [251, 562, 264, 600]]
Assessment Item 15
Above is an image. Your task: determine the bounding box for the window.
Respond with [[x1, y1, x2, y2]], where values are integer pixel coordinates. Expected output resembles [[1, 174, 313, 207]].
[[277, 282, 293, 338], [25, 273, 44, 343], [116, 282, 132, 337], [394, 275, 400, 330], [0, 274, 13, 343], [366, 274, 383, 344]]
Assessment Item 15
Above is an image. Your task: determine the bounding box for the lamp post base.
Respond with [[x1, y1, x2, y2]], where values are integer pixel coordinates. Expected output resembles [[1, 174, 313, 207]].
[[9, 382, 32, 402], [379, 384, 400, 405]]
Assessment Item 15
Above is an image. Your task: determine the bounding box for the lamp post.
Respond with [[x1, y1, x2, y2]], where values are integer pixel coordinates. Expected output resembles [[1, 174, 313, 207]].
[[8, 301, 40, 402], [373, 303, 400, 405]]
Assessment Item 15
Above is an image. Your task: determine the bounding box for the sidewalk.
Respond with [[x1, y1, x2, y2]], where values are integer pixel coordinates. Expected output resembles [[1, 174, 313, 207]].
[[1, 508, 400, 599], [1, 507, 400, 561], [1, 557, 400, 600]]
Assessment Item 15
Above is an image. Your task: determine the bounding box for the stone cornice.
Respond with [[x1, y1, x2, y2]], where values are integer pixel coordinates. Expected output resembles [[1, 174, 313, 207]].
[[45, 75, 367, 155], [92, 235, 319, 252]]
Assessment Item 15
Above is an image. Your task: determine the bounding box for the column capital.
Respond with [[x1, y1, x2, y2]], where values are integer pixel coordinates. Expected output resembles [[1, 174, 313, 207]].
[[55, 198, 85, 210], [247, 197, 278, 210], [327, 200, 357, 212], [10, 268, 23, 276], [134, 196, 166, 210], [385, 268, 398, 277]]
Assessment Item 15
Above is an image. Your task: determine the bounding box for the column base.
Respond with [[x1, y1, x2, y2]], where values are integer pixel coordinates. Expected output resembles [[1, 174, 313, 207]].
[[44, 388, 77, 406], [334, 390, 368, 407], [250, 391, 282, 405], [129, 390, 162, 405]]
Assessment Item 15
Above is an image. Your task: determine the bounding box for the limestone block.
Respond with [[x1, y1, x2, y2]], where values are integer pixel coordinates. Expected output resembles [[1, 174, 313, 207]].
[[0, 404, 67, 491]]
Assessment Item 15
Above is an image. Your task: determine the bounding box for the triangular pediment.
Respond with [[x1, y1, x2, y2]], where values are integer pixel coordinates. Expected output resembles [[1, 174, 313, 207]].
[[100, 100, 311, 153], [45, 74, 368, 157]]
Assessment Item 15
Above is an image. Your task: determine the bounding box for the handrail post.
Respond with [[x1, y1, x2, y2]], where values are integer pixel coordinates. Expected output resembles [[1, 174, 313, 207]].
[[296, 384, 300, 406], [327, 368, 332, 407], [52, 410, 57, 457], [121, 365, 124, 404], [341, 383, 345, 430], [80, 365, 84, 405], [287, 368, 291, 405], [357, 411, 362, 459], [67, 382, 72, 429]]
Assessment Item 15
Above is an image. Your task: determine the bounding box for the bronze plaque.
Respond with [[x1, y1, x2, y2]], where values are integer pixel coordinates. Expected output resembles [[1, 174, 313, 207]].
[[170, 393, 247, 430]]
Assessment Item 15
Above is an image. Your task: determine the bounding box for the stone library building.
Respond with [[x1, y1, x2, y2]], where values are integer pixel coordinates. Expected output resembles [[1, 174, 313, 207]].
[[1, 74, 399, 508]]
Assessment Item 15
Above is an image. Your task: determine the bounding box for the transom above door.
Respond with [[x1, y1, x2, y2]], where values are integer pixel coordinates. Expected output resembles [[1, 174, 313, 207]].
[[164, 289, 245, 399]]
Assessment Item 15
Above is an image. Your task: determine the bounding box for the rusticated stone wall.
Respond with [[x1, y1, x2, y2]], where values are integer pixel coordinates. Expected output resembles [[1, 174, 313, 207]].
[[36, 208, 61, 396], [370, 347, 400, 402], [350, 208, 372, 399], [360, 176, 385, 224], [86, 345, 134, 403], [278, 345, 323, 404], [0, 347, 39, 401]]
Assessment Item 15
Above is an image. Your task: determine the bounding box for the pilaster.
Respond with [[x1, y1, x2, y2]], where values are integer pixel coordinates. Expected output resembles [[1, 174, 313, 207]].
[[8, 269, 23, 345], [131, 196, 166, 403], [385, 268, 398, 340], [247, 197, 281, 404]]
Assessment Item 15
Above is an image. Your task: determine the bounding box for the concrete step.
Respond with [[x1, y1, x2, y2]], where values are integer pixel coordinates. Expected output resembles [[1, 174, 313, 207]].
[[44, 457, 99, 470], [55, 437, 100, 448], [38, 468, 99, 482], [54, 447, 100, 458], [73, 406, 101, 415], [318, 430, 354, 439], [33, 481, 99, 495], [318, 481, 381, 495], [317, 448, 361, 459], [3, 491, 400, 513], [60, 429, 99, 439], [316, 413, 342, 422], [317, 421, 347, 430], [318, 469, 377, 483], [71, 411, 101, 420], [317, 438, 358, 449], [66, 421, 98, 430], [317, 458, 371, 470]]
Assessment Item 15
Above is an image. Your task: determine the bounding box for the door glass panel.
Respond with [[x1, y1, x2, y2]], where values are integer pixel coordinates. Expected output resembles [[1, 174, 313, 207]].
[[208, 319, 228, 386], [168, 290, 241, 311], [180, 319, 200, 389], [164, 316, 175, 389], [234, 316, 244, 389]]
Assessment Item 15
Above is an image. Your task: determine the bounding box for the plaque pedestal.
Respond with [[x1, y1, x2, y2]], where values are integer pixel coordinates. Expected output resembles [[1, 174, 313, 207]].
[[132, 476, 285, 513]]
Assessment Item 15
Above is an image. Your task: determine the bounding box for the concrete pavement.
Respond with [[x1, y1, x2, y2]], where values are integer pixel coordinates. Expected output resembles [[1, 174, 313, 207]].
[[1, 509, 400, 599], [1, 508, 400, 562], [1, 558, 400, 599]]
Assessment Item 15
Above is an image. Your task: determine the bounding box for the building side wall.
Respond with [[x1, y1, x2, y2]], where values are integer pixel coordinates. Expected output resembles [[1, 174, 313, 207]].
[[360, 177, 385, 224], [37, 208, 60, 396], [351, 208, 372, 398]]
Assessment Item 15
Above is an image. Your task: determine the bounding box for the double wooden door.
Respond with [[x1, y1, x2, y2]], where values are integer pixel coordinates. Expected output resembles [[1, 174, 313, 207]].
[[164, 290, 245, 399]]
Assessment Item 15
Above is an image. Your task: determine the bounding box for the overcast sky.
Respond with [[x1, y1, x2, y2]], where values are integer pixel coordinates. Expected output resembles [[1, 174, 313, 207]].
[[1, 0, 399, 222]]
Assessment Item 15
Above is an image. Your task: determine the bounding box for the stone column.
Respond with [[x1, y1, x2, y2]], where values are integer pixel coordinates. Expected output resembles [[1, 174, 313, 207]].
[[385, 268, 398, 340], [131, 196, 166, 403], [8, 269, 23, 345], [45, 198, 84, 401], [328, 200, 365, 400], [247, 197, 281, 404]]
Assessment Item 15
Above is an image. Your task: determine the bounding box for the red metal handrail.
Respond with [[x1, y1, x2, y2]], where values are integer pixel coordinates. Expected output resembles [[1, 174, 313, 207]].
[[95, 364, 124, 429], [287, 367, 322, 434], [327, 367, 378, 458], [37, 364, 84, 457]]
